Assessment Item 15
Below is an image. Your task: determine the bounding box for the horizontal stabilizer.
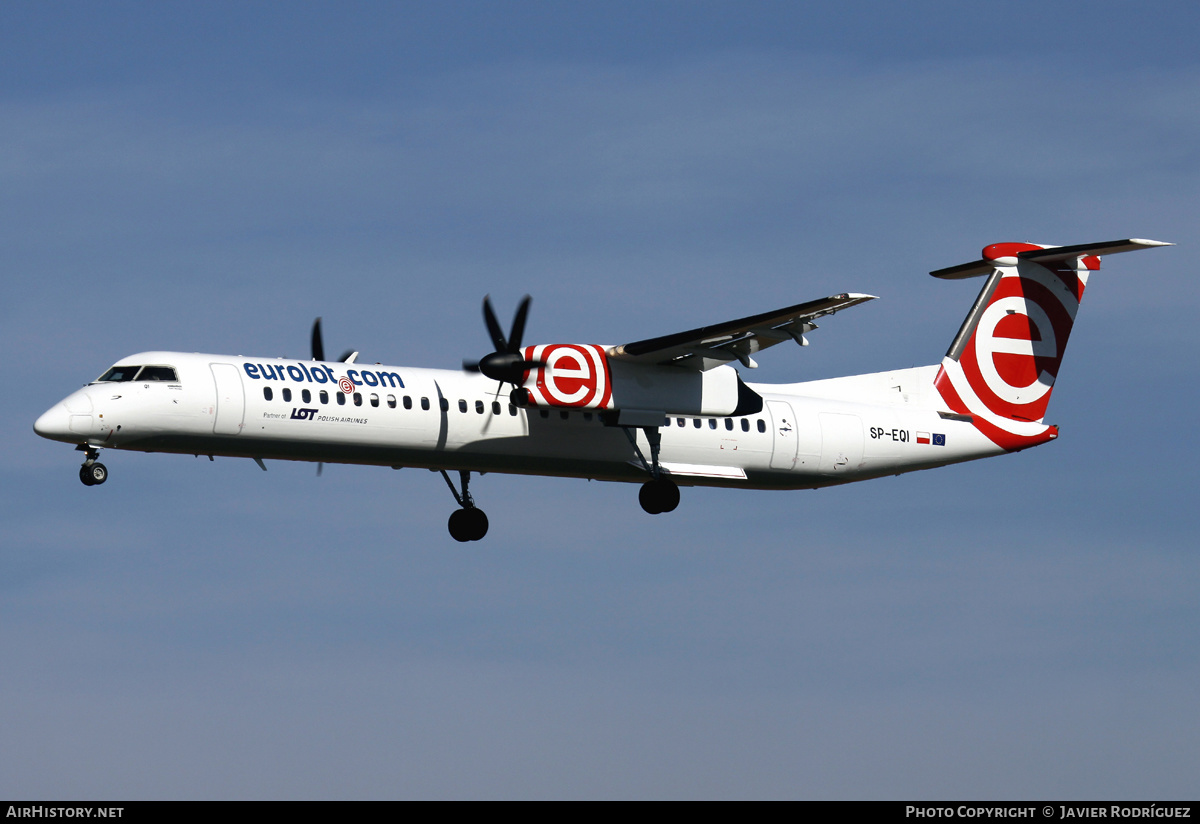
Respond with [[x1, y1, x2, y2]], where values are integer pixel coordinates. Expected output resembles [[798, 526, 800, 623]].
[[930, 238, 1172, 279]]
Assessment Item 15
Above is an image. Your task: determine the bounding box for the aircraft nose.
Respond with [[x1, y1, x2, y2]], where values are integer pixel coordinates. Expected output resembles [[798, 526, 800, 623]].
[[33, 402, 79, 443]]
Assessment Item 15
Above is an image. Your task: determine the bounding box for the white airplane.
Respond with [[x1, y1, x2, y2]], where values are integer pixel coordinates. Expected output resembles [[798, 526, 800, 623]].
[[34, 238, 1170, 541]]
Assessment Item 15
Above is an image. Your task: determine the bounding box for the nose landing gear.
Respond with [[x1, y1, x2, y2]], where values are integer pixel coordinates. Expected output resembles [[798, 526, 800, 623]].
[[79, 462, 108, 486], [77, 446, 108, 486]]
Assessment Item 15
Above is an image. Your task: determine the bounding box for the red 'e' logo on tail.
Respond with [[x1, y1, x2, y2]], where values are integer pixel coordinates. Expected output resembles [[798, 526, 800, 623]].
[[958, 269, 1080, 423]]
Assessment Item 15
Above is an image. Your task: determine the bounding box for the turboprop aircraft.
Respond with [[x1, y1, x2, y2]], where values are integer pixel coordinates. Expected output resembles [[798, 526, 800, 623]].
[[34, 238, 1170, 541]]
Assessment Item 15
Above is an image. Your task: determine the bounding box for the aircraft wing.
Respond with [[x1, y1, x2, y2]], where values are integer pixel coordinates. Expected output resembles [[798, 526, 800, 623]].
[[606, 292, 877, 371]]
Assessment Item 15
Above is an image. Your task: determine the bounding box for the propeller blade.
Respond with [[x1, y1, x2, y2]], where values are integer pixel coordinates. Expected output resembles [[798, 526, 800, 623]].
[[312, 319, 359, 364], [482, 295, 508, 353], [311, 318, 325, 362], [471, 294, 539, 387], [508, 295, 532, 354]]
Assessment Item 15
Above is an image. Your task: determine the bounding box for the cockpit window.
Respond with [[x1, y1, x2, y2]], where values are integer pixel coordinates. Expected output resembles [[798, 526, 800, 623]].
[[138, 366, 178, 381], [95, 364, 179, 383], [96, 365, 143, 382]]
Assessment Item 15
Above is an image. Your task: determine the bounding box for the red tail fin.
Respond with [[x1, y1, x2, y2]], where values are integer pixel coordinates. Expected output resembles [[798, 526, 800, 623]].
[[932, 239, 1170, 451]]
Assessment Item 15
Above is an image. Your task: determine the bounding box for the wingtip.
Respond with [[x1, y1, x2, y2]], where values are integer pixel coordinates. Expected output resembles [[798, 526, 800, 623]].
[[1129, 238, 1174, 247]]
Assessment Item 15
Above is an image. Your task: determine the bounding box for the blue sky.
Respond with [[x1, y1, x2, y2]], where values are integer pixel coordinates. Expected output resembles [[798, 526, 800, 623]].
[[3, 1, 1198, 799]]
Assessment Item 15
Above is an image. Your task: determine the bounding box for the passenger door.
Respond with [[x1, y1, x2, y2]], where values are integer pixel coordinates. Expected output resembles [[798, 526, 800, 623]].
[[819, 412, 864, 473], [210, 363, 245, 435], [768, 400, 798, 470]]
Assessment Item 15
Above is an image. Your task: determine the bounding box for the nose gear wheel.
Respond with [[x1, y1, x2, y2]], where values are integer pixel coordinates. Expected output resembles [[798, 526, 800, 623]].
[[79, 462, 108, 486], [77, 445, 107, 486]]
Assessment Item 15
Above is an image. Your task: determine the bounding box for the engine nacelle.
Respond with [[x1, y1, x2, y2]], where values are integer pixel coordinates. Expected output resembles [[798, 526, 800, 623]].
[[521, 344, 615, 410], [520, 344, 758, 418], [608, 360, 743, 417]]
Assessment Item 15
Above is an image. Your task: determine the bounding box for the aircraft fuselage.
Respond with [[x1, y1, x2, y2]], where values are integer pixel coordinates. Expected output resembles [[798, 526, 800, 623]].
[[35, 351, 1002, 490]]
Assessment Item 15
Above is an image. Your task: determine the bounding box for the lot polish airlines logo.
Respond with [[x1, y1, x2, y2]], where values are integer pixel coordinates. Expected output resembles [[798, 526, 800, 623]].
[[521, 344, 614, 410]]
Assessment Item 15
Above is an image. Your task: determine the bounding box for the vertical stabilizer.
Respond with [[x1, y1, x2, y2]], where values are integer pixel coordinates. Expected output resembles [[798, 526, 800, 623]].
[[931, 239, 1170, 451]]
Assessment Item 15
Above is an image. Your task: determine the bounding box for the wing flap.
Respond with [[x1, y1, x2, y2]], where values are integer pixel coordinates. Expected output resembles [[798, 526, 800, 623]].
[[607, 293, 876, 371]]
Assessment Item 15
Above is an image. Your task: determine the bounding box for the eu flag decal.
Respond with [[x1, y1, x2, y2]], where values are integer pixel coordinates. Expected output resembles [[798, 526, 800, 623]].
[[932, 433, 946, 446]]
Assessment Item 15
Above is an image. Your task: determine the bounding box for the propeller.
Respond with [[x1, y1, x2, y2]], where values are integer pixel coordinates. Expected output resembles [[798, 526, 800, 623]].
[[311, 317, 358, 364], [309, 317, 359, 477], [462, 295, 543, 406]]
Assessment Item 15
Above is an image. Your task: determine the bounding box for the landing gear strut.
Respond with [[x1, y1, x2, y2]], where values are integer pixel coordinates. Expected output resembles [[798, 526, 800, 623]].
[[441, 469, 488, 542], [77, 445, 107, 487], [622, 425, 680, 515]]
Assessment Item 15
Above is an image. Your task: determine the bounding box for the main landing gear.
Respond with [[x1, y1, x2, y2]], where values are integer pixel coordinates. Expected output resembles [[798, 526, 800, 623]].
[[441, 469, 488, 542], [639, 477, 679, 515], [77, 445, 108, 487], [622, 425, 680, 515]]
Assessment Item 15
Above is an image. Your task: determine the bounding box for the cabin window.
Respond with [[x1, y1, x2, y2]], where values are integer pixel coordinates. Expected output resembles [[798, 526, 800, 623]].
[[725, 418, 733, 431], [337, 393, 346, 406], [138, 366, 178, 382], [476, 400, 485, 414], [693, 418, 702, 429], [421, 397, 430, 411], [708, 419, 717, 430], [387, 394, 396, 408], [583, 412, 593, 422], [757, 419, 766, 433], [508, 404, 518, 416], [320, 390, 329, 404], [352, 392, 362, 406], [741, 419, 750, 432], [282, 388, 292, 402], [559, 410, 569, 420], [492, 401, 501, 415], [96, 365, 143, 382], [539, 409, 550, 419], [403, 396, 412, 410], [302, 389, 311, 403], [458, 399, 467, 413], [370, 393, 380, 408], [439, 398, 449, 412], [263, 387, 273, 401], [677, 418, 685, 427]]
